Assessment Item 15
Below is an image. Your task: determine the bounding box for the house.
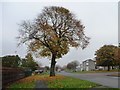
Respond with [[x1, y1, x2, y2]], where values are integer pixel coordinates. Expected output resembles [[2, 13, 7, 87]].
[[81, 59, 96, 71], [76, 66, 81, 71], [80, 64, 83, 71]]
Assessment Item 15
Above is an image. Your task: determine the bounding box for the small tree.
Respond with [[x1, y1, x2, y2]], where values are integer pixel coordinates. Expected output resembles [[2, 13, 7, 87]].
[[21, 53, 38, 71], [18, 6, 90, 76]]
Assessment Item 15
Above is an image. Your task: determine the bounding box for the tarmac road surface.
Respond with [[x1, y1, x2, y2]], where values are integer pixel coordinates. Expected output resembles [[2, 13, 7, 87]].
[[58, 71, 119, 88]]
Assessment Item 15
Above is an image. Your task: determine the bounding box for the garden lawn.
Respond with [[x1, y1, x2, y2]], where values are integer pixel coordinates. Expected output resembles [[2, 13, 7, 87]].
[[8, 74, 99, 89]]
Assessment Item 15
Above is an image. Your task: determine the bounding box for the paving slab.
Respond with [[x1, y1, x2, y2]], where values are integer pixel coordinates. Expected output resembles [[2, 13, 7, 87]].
[[35, 80, 48, 90]]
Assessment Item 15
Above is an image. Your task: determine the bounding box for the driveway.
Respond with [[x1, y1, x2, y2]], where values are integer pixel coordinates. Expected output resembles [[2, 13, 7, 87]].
[[58, 71, 119, 88]]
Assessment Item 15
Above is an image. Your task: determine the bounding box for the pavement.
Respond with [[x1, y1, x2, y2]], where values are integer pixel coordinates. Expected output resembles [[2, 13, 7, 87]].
[[35, 80, 48, 89], [58, 71, 120, 88]]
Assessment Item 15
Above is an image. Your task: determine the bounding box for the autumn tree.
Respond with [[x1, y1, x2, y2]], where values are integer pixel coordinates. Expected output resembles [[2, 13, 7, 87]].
[[18, 6, 90, 76], [114, 47, 120, 69], [95, 45, 118, 71]]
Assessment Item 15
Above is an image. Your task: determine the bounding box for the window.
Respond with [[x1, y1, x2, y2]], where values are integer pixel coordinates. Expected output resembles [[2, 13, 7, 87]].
[[86, 62, 88, 65]]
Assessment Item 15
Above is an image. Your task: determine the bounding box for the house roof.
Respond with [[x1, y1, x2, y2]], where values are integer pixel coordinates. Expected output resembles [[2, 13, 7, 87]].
[[83, 59, 94, 62]]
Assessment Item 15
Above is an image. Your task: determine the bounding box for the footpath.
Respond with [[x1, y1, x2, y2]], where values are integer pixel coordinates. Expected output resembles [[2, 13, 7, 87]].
[[35, 80, 48, 89]]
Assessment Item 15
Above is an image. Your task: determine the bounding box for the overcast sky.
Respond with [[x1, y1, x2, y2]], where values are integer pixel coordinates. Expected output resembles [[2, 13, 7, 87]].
[[1, 1, 118, 67]]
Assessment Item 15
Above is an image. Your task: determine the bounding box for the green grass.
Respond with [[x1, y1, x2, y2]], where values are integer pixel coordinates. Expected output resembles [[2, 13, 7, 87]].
[[7, 74, 100, 89], [8, 82, 35, 89], [47, 76, 99, 88], [7, 74, 120, 90]]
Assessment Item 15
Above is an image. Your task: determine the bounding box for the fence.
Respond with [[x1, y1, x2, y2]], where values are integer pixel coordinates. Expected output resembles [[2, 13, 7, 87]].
[[2, 67, 25, 88]]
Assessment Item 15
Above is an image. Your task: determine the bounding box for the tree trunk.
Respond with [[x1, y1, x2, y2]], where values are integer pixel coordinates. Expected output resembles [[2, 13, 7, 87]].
[[108, 65, 110, 71], [50, 53, 56, 77], [112, 65, 114, 69]]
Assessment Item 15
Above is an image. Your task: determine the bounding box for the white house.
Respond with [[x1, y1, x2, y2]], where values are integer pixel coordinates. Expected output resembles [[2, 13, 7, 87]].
[[80, 64, 83, 71], [80, 59, 96, 71]]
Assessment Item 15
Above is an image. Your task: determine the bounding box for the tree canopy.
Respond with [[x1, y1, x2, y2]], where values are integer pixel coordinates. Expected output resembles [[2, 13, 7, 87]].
[[95, 45, 118, 71], [21, 53, 38, 71], [67, 60, 79, 71], [18, 6, 90, 76], [2, 55, 21, 68], [114, 47, 120, 68]]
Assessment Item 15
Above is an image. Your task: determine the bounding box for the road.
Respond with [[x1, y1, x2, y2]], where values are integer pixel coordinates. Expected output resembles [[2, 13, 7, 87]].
[[58, 71, 119, 88]]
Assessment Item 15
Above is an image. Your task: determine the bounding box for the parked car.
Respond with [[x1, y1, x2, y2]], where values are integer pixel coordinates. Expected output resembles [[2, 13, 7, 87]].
[[34, 70, 44, 74]]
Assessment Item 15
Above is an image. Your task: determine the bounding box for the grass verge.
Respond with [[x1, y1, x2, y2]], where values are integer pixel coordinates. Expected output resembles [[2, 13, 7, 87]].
[[47, 76, 98, 88], [7, 74, 120, 90]]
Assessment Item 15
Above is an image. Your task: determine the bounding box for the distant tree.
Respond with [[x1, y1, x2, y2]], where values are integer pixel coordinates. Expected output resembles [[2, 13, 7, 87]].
[[95, 45, 118, 71], [71, 60, 79, 69], [18, 6, 90, 76], [67, 63, 74, 70], [67, 60, 79, 71], [21, 53, 38, 71], [2, 55, 21, 67]]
